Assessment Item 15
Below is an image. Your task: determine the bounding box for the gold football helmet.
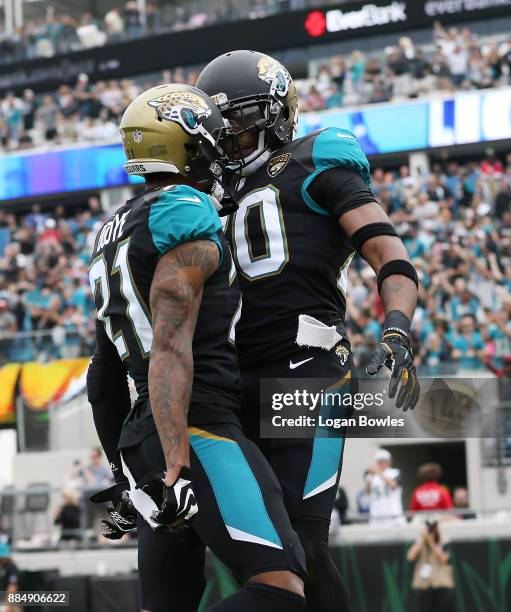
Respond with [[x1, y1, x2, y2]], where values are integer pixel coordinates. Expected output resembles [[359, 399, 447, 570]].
[[119, 83, 226, 181]]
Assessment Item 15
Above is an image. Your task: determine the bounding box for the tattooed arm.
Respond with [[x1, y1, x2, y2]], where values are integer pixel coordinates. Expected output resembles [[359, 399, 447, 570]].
[[339, 202, 417, 318], [149, 239, 219, 486]]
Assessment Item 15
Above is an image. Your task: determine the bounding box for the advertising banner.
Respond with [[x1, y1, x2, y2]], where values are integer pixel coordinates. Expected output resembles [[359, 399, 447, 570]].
[[0, 363, 20, 424], [1, 88, 510, 202]]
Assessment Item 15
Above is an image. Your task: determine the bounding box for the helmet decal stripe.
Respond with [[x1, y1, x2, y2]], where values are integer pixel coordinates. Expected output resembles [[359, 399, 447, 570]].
[[147, 91, 212, 136]]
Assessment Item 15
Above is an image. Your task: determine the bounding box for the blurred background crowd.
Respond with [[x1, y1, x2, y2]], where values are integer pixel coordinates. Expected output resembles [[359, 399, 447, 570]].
[[0, 198, 99, 363], [0, 0, 333, 65], [1, 153, 510, 372], [348, 152, 511, 373], [299, 22, 511, 110], [1, 22, 510, 152]]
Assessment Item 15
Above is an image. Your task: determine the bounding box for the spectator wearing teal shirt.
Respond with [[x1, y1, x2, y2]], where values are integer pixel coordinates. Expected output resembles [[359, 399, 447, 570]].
[[418, 318, 454, 374], [462, 163, 480, 205], [2, 94, 23, 144], [69, 279, 90, 317], [422, 333, 444, 368], [486, 311, 511, 369], [449, 278, 483, 322], [417, 315, 434, 346], [350, 50, 365, 85], [443, 162, 462, 207], [451, 315, 486, 370], [0, 540, 19, 604], [403, 223, 427, 259], [347, 308, 382, 363]]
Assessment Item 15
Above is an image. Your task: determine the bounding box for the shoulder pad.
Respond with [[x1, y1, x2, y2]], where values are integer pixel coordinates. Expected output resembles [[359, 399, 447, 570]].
[[311, 127, 371, 186], [148, 185, 222, 256]]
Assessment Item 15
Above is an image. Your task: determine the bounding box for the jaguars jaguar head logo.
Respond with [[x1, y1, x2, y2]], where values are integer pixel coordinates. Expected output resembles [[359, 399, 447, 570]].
[[147, 91, 212, 133], [267, 153, 291, 177], [257, 56, 291, 98]]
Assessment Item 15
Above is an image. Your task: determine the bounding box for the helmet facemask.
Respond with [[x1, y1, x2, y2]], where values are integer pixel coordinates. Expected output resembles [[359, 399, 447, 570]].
[[213, 72, 296, 176], [183, 128, 225, 189], [183, 122, 238, 215]]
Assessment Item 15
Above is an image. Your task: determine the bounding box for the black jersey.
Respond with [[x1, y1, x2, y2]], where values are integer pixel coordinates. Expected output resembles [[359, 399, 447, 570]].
[[88, 184, 240, 431], [226, 127, 375, 367]]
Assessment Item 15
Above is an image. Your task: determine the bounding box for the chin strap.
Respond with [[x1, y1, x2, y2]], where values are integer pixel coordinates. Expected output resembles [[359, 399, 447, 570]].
[[209, 182, 224, 210], [208, 177, 239, 215], [240, 149, 271, 176]]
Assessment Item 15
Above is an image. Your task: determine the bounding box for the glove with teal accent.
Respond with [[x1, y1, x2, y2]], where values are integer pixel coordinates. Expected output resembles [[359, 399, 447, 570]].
[[366, 311, 420, 411]]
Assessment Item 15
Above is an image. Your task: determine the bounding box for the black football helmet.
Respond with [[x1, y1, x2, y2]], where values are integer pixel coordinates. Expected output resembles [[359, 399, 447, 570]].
[[196, 50, 298, 175]]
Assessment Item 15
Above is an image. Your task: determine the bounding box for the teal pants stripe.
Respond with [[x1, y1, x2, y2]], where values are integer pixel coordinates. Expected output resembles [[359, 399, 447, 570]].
[[190, 432, 282, 548], [303, 385, 348, 498]]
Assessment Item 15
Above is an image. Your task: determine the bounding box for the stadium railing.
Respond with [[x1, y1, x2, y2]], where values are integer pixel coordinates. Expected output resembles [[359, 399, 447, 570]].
[[0, 327, 497, 374], [0, 328, 94, 365], [1, 483, 509, 553]]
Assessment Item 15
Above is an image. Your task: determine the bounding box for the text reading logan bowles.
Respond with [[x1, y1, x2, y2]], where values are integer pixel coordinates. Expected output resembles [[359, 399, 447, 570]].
[[272, 414, 405, 429], [270, 388, 404, 431]]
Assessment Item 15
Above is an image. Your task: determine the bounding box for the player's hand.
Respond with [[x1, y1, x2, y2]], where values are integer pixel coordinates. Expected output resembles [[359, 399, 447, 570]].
[[366, 331, 420, 411], [99, 492, 137, 540], [90, 481, 137, 540], [150, 467, 198, 530]]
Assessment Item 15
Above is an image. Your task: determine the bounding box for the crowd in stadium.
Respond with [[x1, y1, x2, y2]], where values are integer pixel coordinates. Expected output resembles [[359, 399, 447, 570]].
[[0, 0, 321, 65], [349, 154, 511, 373], [1, 155, 510, 370], [0, 199, 99, 363], [1, 23, 511, 152], [299, 23, 511, 111]]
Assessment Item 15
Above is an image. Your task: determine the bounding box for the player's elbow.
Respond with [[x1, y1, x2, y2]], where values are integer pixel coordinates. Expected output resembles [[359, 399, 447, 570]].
[[362, 235, 410, 273]]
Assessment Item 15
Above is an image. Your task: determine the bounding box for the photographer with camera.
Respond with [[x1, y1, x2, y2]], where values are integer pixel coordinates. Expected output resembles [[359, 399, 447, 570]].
[[407, 520, 455, 611]]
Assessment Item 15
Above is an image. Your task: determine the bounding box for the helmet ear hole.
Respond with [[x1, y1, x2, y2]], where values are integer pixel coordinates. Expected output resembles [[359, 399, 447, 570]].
[[283, 106, 290, 121]]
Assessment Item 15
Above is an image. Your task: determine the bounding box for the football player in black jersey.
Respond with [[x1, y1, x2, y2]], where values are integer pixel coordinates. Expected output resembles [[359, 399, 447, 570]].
[[197, 51, 420, 611], [86, 84, 306, 611]]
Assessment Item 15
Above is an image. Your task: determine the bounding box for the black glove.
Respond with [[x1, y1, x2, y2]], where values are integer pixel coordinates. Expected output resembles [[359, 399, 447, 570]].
[[90, 482, 137, 540], [366, 331, 420, 411], [150, 467, 198, 530]]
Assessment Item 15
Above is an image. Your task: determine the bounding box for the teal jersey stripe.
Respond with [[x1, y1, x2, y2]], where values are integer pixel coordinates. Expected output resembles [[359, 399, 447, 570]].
[[190, 431, 282, 549], [301, 127, 371, 216], [148, 185, 223, 260]]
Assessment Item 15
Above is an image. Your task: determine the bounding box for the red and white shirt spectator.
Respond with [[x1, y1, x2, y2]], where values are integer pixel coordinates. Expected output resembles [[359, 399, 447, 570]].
[[410, 463, 453, 512], [410, 481, 453, 512]]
